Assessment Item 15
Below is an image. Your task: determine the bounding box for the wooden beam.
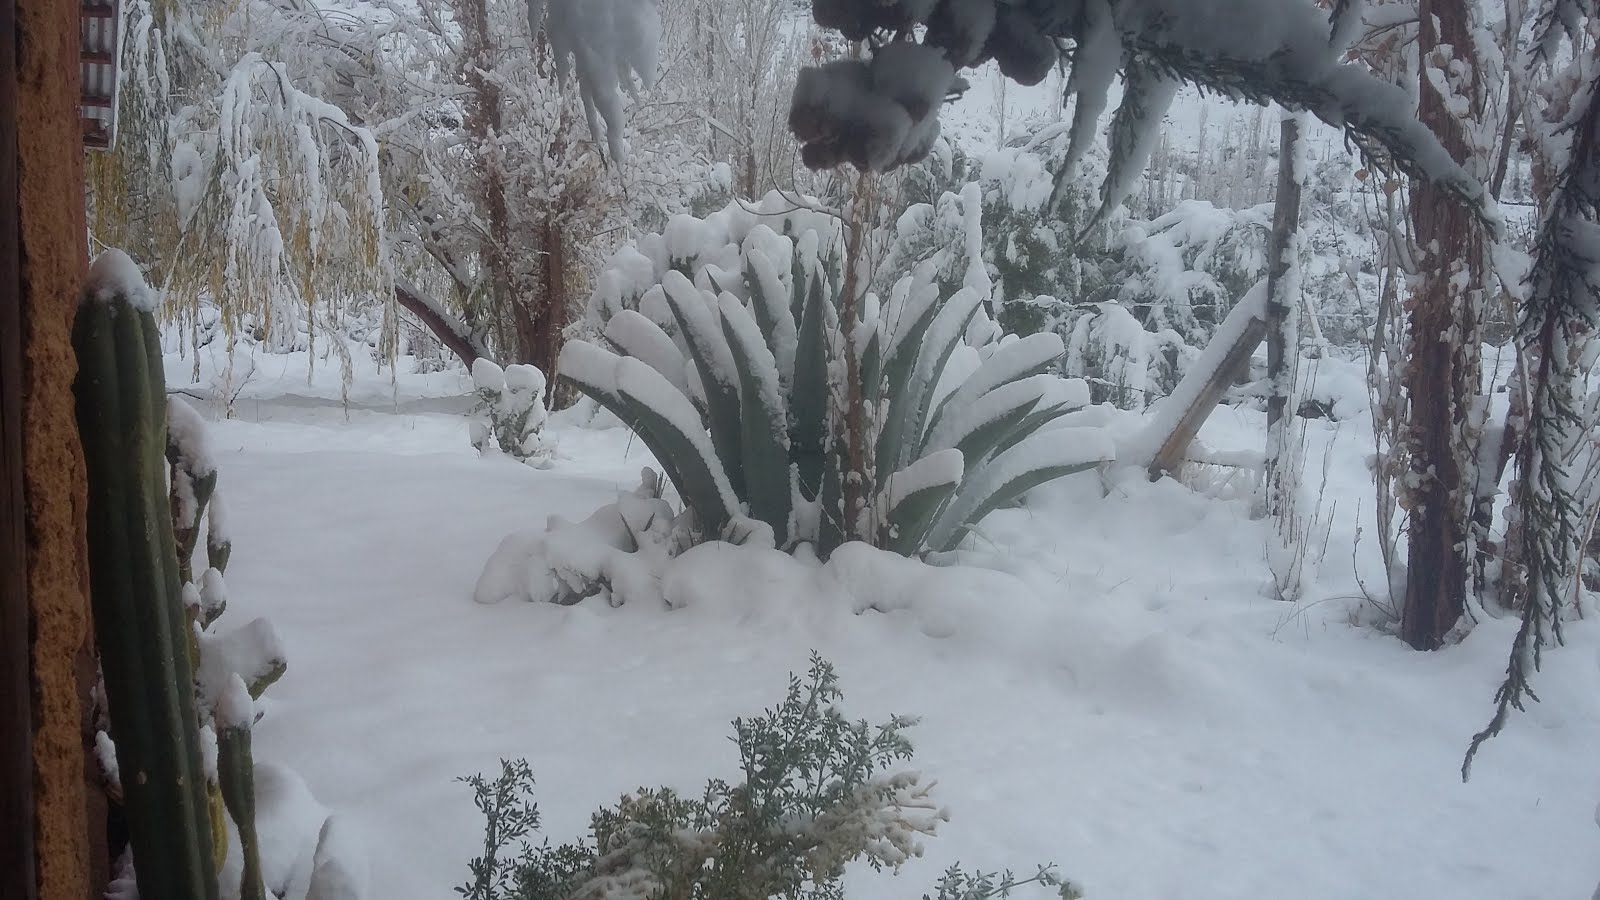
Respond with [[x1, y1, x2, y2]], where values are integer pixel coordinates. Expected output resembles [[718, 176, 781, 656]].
[[1147, 312, 1268, 480], [0, 0, 37, 898]]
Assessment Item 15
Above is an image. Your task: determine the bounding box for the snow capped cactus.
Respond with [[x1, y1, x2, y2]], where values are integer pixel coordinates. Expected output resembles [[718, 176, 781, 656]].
[[74, 250, 219, 900], [74, 251, 346, 900], [562, 195, 1113, 558]]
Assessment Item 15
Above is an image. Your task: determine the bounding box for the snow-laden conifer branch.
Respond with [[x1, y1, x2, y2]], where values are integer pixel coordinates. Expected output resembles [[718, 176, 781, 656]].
[[790, 0, 1497, 235], [1464, 61, 1600, 782], [526, 0, 660, 160]]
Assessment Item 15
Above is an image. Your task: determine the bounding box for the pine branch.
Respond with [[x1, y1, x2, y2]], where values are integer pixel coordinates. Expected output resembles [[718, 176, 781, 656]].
[[1463, 64, 1600, 781]]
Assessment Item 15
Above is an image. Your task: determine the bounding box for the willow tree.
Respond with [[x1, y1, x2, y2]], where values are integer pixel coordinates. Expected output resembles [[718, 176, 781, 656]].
[[89, 1, 390, 373]]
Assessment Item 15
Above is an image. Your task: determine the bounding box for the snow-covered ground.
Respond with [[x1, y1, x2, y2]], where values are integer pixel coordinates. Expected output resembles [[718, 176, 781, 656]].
[[177, 342, 1600, 900]]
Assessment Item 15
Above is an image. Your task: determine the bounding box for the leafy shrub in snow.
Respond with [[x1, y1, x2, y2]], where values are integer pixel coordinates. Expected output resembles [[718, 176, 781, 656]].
[[564, 193, 1112, 558], [471, 359, 555, 468], [458, 654, 1081, 900]]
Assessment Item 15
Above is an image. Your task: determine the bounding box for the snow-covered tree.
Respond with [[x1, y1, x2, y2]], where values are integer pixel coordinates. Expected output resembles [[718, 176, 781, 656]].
[[372, 0, 630, 378], [89, 1, 390, 365], [658, 0, 817, 199]]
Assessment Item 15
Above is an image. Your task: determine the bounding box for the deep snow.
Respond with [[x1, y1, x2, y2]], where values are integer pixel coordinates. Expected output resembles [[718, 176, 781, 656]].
[[175, 340, 1600, 900]]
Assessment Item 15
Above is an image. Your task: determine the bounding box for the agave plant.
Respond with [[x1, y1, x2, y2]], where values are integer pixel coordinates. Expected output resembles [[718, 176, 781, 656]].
[[563, 195, 1113, 558]]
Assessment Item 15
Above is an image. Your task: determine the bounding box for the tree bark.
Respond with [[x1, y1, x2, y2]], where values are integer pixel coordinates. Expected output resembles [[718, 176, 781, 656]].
[[532, 214, 568, 383], [392, 280, 488, 369], [1401, 0, 1486, 650], [456, 0, 520, 362], [1263, 115, 1304, 517]]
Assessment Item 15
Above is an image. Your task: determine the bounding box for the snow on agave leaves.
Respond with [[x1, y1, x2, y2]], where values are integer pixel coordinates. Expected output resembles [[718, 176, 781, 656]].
[[562, 195, 1112, 557]]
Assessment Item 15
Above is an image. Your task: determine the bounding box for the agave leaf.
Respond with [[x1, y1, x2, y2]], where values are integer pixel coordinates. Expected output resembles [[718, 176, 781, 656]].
[[701, 264, 743, 301], [790, 230, 817, 327], [878, 449, 964, 556], [988, 377, 1093, 461], [924, 332, 1065, 446], [560, 341, 738, 535], [990, 400, 1074, 461], [878, 286, 985, 477], [872, 277, 943, 402], [661, 270, 746, 497], [744, 248, 798, 389], [602, 309, 694, 398], [923, 377, 1055, 471], [859, 327, 883, 410], [790, 251, 834, 501], [927, 428, 1114, 552], [719, 294, 794, 547]]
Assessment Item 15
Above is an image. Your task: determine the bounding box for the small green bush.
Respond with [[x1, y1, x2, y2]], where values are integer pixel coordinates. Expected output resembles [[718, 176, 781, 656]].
[[457, 654, 1082, 900]]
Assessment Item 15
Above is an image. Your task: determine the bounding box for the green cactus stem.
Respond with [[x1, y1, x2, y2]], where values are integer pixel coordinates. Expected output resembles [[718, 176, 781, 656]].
[[73, 251, 219, 900], [217, 681, 266, 900]]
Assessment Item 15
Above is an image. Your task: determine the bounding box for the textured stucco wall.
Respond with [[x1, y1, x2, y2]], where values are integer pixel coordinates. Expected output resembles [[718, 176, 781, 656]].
[[17, 0, 98, 896]]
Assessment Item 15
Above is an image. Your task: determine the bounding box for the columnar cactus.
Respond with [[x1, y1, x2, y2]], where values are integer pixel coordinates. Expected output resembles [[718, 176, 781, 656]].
[[74, 250, 218, 900]]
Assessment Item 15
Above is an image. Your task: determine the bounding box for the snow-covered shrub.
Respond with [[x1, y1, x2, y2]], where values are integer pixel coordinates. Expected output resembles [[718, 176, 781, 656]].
[[470, 359, 555, 468], [881, 123, 1121, 340], [457, 654, 1080, 900], [564, 193, 1112, 558], [474, 469, 691, 606], [972, 121, 1121, 335]]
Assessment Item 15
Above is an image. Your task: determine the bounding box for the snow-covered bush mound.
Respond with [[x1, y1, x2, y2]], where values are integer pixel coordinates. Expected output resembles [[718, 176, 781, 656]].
[[469, 359, 554, 468], [474, 468, 691, 606], [567, 192, 1113, 558]]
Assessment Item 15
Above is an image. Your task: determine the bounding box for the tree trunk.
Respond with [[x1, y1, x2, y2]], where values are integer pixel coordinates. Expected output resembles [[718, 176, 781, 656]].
[[1263, 115, 1304, 517], [456, 0, 519, 363], [1401, 0, 1487, 650], [392, 280, 488, 369], [1, 4, 32, 895], [534, 215, 567, 382], [508, 214, 568, 386]]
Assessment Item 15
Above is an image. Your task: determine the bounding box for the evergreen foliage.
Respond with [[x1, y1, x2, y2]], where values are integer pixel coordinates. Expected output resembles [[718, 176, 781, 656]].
[[788, 0, 1495, 236], [1464, 53, 1600, 780], [457, 654, 1081, 900]]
